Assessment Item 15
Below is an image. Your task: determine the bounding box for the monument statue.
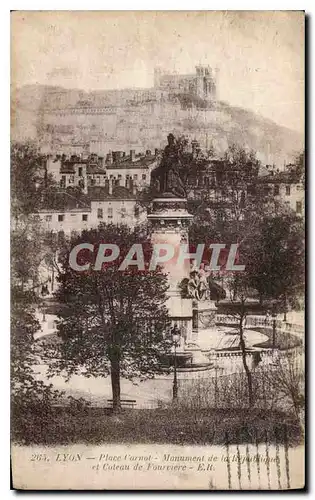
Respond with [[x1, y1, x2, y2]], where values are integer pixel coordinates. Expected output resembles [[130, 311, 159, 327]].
[[182, 262, 211, 302], [151, 134, 186, 198]]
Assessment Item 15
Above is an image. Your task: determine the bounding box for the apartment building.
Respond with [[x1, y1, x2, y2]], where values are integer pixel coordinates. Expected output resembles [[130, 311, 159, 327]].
[[37, 185, 146, 237], [257, 171, 304, 216], [45, 149, 159, 193]]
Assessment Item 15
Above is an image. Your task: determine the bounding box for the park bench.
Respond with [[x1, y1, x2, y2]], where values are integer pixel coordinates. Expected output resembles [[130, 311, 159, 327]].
[[107, 399, 137, 409]]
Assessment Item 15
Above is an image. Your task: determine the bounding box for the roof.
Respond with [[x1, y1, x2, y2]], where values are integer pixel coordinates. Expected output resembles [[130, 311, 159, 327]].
[[86, 164, 106, 175], [38, 189, 91, 210], [58, 154, 156, 173], [87, 186, 136, 201], [106, 155, 158, 169], [257, 171, 301, 184], [38, 207, 91, 213]]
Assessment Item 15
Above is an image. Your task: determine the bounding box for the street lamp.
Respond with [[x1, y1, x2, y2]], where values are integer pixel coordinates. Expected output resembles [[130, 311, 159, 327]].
[[171, 325, 181, 401], [272, 308, 277, 349]]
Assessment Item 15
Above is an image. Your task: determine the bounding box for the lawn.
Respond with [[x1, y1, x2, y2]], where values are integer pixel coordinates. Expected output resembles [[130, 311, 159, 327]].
[[247, 327, 302, 350], [11, 404, 302, 447]]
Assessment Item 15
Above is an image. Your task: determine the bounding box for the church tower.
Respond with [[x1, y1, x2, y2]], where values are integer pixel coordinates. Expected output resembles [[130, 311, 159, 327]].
[[195, 65, 217, 102]]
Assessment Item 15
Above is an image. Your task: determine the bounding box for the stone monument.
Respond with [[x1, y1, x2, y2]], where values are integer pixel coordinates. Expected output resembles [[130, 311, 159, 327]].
[[148, 135, 223, 368], [180, 261, 217, 342], [148, 134, 194, 348]]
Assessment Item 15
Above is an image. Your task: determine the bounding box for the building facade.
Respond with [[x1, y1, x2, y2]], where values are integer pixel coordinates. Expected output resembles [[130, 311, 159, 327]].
[[37, 193, 145, 236], [257, 171, 304, 217], [46, 149, 159, 193]]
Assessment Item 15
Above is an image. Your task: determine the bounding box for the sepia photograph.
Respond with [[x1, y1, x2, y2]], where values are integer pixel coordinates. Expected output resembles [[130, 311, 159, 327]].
[[10, 10, 305, 490]]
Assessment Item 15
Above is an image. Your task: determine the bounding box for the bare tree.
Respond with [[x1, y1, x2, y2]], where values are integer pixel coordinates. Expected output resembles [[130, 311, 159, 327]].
[[225, 276, 254, 406]]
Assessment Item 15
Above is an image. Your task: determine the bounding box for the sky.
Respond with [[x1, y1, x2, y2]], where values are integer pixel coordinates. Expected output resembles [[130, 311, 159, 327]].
[[11, 11, 304, 133]]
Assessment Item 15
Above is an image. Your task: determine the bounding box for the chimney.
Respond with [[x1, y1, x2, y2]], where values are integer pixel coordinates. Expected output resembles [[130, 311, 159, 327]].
[[154, 148, 159, 157], [106, 151, 113, 164], [112, 151, 122, 163], [146, 149, 151, 156], [130, 149, 136, 162], [192, 139, 199, 158]]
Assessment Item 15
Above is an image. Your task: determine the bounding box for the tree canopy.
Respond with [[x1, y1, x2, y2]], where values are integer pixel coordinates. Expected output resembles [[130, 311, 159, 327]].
[[49, 223, 172, 412]]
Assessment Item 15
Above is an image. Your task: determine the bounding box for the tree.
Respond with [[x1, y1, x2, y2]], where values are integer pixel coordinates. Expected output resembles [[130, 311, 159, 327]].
[[11, 142, 62, 415], [289, 150, 305, 187], [214, 210, 304, 406], [11, 141, 44, 218], [11, 287, 60, 410], [260, 349, 304, 424], [49, 224, 172, 412], [246, 212, 305, 314], [11, 141, 85, 218], [11, 215, 62, 414], [224, 275, 255, 406], [188, 144, 265, 243]]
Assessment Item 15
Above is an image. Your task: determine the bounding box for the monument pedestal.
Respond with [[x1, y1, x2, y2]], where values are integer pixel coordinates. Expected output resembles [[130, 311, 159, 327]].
[[148, 194, 221, 367], [148, 195, 193, 344], [192, 300, 217, 341]]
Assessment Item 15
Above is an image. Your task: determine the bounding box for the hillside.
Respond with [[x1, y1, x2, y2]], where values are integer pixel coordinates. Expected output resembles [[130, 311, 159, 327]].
[[11, 84, 303, 166]]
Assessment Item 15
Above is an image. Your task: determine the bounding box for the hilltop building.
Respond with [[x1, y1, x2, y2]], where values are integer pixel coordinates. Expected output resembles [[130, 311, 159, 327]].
[[154, 65, 217, 102], [42, 66, 218, 111]]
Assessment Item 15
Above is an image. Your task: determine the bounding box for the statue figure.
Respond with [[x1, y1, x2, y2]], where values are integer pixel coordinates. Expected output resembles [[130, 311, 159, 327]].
[[151, 134, 186, 198], [186, 262, 210, 301]]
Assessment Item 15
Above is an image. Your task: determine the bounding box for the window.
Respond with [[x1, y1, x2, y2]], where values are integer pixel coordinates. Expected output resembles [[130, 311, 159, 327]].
[[97, 208, 103, 219], [134, 174, 138, 180], [78, 167, 83, 177], [82, 214, 88, 222], [58, 214, 64, 222], [286, 185, 291, 196], [108, 207, 113, 218], [142, 174, 146, 181], [45, 215, 52, 222], [296, 201, 302, 214], [121, 207, 126, 219], [274, 185, 280, 196]]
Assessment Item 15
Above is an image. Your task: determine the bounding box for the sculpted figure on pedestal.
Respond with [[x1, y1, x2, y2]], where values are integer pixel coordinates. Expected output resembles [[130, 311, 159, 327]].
[[151, 134, 186, 198]]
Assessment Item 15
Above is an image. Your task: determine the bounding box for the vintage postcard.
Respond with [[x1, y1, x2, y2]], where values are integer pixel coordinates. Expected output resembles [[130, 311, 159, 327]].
[[11, 10, 305, 490]]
